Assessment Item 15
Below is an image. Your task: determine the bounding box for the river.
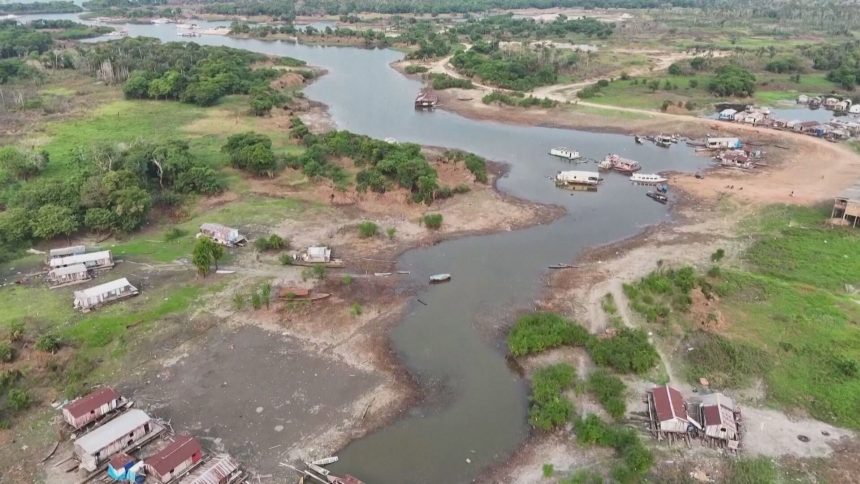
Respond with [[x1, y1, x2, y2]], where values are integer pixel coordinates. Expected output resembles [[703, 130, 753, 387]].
[[29, 16, 711, 483]]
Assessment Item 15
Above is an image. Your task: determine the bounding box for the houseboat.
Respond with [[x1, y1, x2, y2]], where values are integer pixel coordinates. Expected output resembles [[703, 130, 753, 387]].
[[600, 154, 641, 174], [199, 223, 247, 247], [73, 278, 139, 312], [180, 454, 242, 484], [47, 263, 90, 287], [292, 246, 345, 267], [415, 90, 438, 109], [74, 409, 161, 471], [48, 245, 86, 261], [49, 249, 114, 271], [555, 170, 601, 188], [145, 435, 204, 483], [430, 273, 451, 283], [549, 147, 581, 160], [62, 387, 126, 429], [631, 173, 668, 184], [655, 135, 673, 148]]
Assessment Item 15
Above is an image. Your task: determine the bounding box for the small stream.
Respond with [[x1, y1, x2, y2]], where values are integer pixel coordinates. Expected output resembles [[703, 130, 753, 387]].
[[25, 16, 712, 483]]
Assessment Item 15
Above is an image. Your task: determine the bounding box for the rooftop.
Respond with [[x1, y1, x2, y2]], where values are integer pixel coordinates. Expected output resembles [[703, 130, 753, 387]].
[[651, 384, 687, 422], [75, 409, 150, 455], [74, 278, 136, 299], [146, 435, 202, 476], [50, 250, 111, 268], [838, 184, 860, 203], [65, 387, 119, 419], [50, 263, 88, 277]]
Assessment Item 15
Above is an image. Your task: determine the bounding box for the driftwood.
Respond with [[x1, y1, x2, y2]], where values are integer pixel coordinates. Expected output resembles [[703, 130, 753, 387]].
[[40, 441, 60, 463]]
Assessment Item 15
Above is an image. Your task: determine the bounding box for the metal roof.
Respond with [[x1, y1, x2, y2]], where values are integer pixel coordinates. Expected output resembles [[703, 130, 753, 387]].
[[837, 184, 860, 203], [50, 245, 86, 258], [146, 435, 202, 476], [65, 387, 120, 419], [180, 454, 239, 484], [74, 278, 136, 299], [50, 263, 88, 277], [50, 250, 111, 268], [75, 409, 151, 455], [652, 385, 687, 422]]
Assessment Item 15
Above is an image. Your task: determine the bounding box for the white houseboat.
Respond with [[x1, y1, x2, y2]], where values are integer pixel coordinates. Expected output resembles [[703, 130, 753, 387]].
[[555, 170, 601, 188], [549, 147, 582, 160], [631, 173, 668, 184]]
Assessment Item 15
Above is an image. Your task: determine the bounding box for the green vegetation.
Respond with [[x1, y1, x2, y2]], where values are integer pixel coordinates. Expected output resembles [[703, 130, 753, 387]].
[[223, 132, 278, 177], [683, 330, 767, 389], [405, 64, 429, 75], [0, 1, 82, 14], [542, 464, 554, 478], [529, 363, 576, 431], [623, 266, 697, 323], [443, 150, 488, 183], [421, 213, 443, 230], [350, 302, 363, 317], [192, 236, 225, 277], [589, 328, 659, 375], [586, 370, 626, 420], [574, 414, 653, 483], [254, 234, 288, 251], [430, 73, 474, 90], [452, 43, 560, 91], [482, 91, 558, 108], [507, 312, 590, 357], [452, 13, 613, 41], [601, 293, 623, 328], [708, 64, 756, 97], [725, 457, 779, 484], [35, 334, 61, 353], [358, 221, 379, 238]]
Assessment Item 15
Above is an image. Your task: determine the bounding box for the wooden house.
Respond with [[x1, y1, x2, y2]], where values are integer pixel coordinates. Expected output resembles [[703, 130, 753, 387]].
[[47, 263, 90, 287], [49, 250, 114, 271], [743, 112, 765, 125], [698, 392, 741, 448], [145, 435, 204, 483], [647, 385, 694, 442], [73, 278, 139, 312], [199, 223, 247, 247], [796, 94, 809, 104], [49, 245, 86, 261], [849, 104, 860, 114], [180, 454, 241, 484], [62, 387, 125, 429], [794, 120, 819, 132], [717, 108, 737, 120], [706, 137, 742, 150], [832, 184, 860, 227], [74, 409, 158, 471]]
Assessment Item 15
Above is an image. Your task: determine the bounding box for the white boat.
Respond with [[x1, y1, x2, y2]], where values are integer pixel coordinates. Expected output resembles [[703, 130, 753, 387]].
[[430, 273, 451, 283], [549, 147, 581, 160], [630, 173, 668, 184], [555, 170, 601, 186]]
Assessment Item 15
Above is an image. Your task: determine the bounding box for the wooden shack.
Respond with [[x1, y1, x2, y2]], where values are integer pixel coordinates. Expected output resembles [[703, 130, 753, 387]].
[[49, 250, 114, 271], [73, 278, 139, 312], [62, 387, 124, 429], [831, 184, 860, 227], [706, 137, 741, 150], [47, 263, 90, 287], [74, 409, 158, 471], [180, 454, 241, 484], [199, 223, 247, 247], [647, 385, 693, 442], [415, 89, 438, 109], [699, 392, 741, 448], [49, 245, 86, 261], [145, 435, 204, 483]]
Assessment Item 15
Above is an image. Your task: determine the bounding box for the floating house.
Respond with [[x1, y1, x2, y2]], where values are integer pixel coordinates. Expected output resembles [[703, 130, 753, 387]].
[[824, 97, 839, 108], [796, 94, 809, 104], [49, 245, 86, 261], [647, 385, 695, 441], [706, 137, 742, 150], [199, 223, 247, 247], [414, 89, 438, 109], [74, 409, 157, 471], [717, 108, 737, 120], [555, 170, 601, 188], [180, 454, 241, 484], [62, 387, 125, 429], [849, 104, 860, 114], [145, 435, 204, 483], [832, 184, 860, 227], [743, 112, 765, 125], [47, 263, 90, 287], [699, 392, 741, 448], [835, 99, 852, 112], [49, 250, 114, 271], [794, 120, 819, 132], [73, 278, 139, 312], [108, 453, 144, 482], [304, 246, 332, 263]]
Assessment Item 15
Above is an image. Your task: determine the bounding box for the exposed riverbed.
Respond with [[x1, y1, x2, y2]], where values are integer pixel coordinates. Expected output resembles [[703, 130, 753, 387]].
[[35, 17, 714, 483]]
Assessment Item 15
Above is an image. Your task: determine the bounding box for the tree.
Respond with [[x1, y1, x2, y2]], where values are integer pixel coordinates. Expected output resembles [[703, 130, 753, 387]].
[[192, 237, 216, 277], [0, 147, 46, 180], [708, 64, 756, 97], [123, 70, 150, 98], [84, 207, 115, 234], [0, 207, 31, 244], [31, 204, 78, 241], [222, 132, 278, 177], [110, 186, 151, 232]]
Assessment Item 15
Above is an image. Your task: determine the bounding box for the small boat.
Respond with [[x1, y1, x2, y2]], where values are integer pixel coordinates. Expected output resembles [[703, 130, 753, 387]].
[[656, 135, 673, 148], [555, 170, 601, 188], [646, 192, 668, 204], [415, 90, 438, 109], [548, 263, 577, 269], [311, 456, 339, 466], [429, 273, 451, 283], [630, 173, 668, 184], [549, 147, 582, 160], [634, 135, 644, 144]]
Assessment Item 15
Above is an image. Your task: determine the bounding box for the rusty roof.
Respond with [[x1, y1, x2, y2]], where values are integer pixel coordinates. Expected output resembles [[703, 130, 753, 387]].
[[109, 452, 135, 470], [65, 387, 120, 419], [651, 385, 687, 422], [702, 405, 722, 426], [147, 435, 202, 476]]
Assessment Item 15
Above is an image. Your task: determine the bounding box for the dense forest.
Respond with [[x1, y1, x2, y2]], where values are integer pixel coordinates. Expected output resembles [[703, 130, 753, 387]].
[[452, 13, 614, 41], [0, 1, 81, 14], [803, 41, 860, 90]]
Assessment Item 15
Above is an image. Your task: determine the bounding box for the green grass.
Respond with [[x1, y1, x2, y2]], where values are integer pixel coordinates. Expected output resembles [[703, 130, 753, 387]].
[[725, 457, 780, 484], [566, 103, 655, 120]]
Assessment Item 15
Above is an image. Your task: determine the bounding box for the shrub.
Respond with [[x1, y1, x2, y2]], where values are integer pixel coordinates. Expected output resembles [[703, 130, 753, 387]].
[[279, 253, 294, 265], [163, 226, 187, 241], [431, 73, 474, 90], [358, 221, 378, 238], [0, 342, 14, 363], [464, 154, 488, 183], [342, 274, 353, 285], [711, 248, 725, 262], [422, 213, 443, 230], [302, 264, 327, 281], [588, 328, 658, 374], [542, 464, 554, 478], [251, 292, 262, 309], [7, 321, 24, 342], [350, 303, 363, 317], [255, 234, 288, 251], [233, 293, 245, 310], [35, 334, 61, 353], [684, 331, 767, 388], [574, 414, 653, 483], [386, 227, 396, 239], [508, 312, 592, 357], [404, 64, 429, 74], [587, 370, 627, 420], [7, 388, 31, 412], [529, 363, 576, 431]]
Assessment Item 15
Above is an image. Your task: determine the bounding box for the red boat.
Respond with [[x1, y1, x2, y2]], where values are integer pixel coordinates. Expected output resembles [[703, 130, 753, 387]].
[[599, 154, 641, 174]]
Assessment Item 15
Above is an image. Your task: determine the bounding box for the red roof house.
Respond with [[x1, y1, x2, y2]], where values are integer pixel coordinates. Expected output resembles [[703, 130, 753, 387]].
[[145, 435, 204, 483], [649, 385, 690, 434], [62, 387, 123, 429]]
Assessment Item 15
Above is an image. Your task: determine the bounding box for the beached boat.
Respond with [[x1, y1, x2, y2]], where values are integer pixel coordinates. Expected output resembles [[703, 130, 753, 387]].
[[656, 136, 672, 148], [630, 173, 668, 184], [555, 170, 600, 188], [430, 273, 451, 283], [549, 147, 582, 160], [634, 135, 644, 144], [602, 154, 641, 174], [415, 90, 438, 109], [646, 192, 668, 204]]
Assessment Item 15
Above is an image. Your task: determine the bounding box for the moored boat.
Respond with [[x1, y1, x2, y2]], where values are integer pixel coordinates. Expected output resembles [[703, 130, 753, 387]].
[[555, 170, 601, 187], [602, 154, 641, 174], [630, 173, 668, 184], [646, 192, 668, 204], [430, 273, 451, 283], [549, 147, 582, 160], [415, 89, 438, 109]]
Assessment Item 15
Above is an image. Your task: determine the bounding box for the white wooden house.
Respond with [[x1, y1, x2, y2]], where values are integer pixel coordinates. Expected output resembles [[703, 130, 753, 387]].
[[74, 409, 159, 471], [73, 278, 138, 312], [199, 223, 247, 247], [47, 263, 90, 287]]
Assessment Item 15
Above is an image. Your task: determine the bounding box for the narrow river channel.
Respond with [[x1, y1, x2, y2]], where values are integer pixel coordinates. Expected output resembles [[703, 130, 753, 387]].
[[29, 17, 713, 482]]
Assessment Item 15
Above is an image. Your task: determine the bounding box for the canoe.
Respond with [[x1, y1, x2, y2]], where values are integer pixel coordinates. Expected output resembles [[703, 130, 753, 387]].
[[429, 273, 451, 283]]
